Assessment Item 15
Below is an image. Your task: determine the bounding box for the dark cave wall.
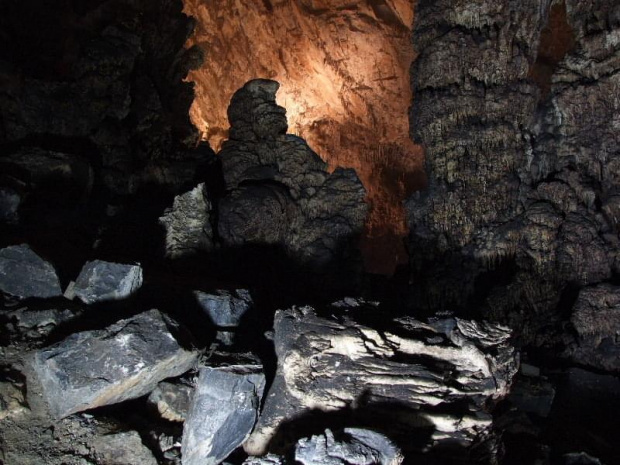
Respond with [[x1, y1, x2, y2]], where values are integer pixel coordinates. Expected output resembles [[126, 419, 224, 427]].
[[407, 0, 620, 355], [0, 0, 205, 200]]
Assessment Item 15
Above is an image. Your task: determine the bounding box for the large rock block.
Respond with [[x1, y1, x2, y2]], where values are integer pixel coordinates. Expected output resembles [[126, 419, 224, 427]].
[[32, 309, 198, 419], [182, 364, 266, 465], [193, 288, 252, 328], [245, 301, 518, 456], [72, 260, 143, 304], [0, 244, 62, 299]]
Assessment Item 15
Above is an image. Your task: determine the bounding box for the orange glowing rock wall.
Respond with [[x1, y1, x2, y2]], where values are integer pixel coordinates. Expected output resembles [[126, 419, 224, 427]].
[[182, 0, 425, 275]]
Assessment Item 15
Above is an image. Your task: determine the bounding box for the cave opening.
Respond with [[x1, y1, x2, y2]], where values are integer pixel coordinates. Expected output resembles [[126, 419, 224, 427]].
[[181, 0, 425, 276]]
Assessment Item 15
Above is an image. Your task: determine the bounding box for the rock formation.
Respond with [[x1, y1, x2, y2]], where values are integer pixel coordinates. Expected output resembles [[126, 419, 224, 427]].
[[406, 0, 620, 350]]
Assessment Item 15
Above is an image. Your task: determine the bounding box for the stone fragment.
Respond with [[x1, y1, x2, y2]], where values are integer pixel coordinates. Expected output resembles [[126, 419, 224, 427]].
[[0, 186, 20, 225], [148, 380, 193, 422], [4, 307, 76, 340], [193, 289, 252, 328], [92, 431, 158, 465], [245, 300, 518, 456], [182, 364, 266, 465], [73, 259, 143, 304], [562, 452, 603, 465], [0, 244, 62, 299], [295, 428, 403, 465], [0, 380, 28, 420], [159, 183, 214, 259], [243, 454, 286, 465], [32, 309, 198, 419]]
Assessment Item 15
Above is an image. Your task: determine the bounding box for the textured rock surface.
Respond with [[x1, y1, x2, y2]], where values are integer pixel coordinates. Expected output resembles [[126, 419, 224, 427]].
[[148, 380, 193, 423], [72, 260, 143, 304], [295, 428, 403, 465], [159, 183, 214, 259], [183, 0, 424, 274], [182, 364, 266, 465], [245, 301, 518, 456], [92, 431, 158, 465], [0, 245, 62, 299], [193, 288, 252, 328], [218, 79, 368, 274], [564, 284, 620, 374], [406, 0, 620, 346], [32, 309, 198, 419]]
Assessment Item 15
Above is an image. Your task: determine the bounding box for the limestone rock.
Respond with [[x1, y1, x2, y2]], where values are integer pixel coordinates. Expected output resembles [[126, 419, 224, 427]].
[[32, 309, 198, 419], [0, 244, 62, 299], [193, 289, 252, 328], [92, 431, 158, 465], [565, 284, 620, 374], [245, 301, 518, 456], [182, 364, 266, 465], [218, 79, 367, 273], [73, 260, 143, 304], [148, 380, 193, 422], [159, 183, 214, 259], [295, 428, 403, 465]]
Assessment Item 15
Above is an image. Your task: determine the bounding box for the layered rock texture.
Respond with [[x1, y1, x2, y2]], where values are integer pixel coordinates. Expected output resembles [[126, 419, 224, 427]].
[[407, 0, 620, 349], [182, 0, 425, 274], [245, 301, 518, 457]]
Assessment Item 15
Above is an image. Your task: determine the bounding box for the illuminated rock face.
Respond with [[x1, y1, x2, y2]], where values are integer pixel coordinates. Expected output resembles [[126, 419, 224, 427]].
[[182, 0, 424, 274]]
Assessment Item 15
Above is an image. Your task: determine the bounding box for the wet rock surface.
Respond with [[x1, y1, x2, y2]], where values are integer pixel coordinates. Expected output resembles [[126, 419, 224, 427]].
[[32, 309, 198, 419], [182, 364, 266, 465], [0, 244, 62, 299]]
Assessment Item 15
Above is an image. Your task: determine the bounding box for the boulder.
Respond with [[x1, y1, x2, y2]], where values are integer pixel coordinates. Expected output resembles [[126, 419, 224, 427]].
[[0, 244, 62, 299], [193, 288, 252, 328], [159, 183, 214, 259], [295, 428, 403, 465], [32, 309, 198, 419], [92, 431, 158, 465], [148, 380, 194, 422], [245, 300, 518, 456], [72, 260, 143, 304], [182, 364, 266, 465]]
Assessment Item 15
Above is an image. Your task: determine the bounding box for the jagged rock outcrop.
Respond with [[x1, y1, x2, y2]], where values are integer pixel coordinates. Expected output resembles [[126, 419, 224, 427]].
[[159, 183, 214, 259], [244, 301, 518, 457], [0, 244, 62, 299], [406, 0, 620, 347], [32, 309, 198, 419], [564, 284, 620, 374], [218, 79, 368, 273]]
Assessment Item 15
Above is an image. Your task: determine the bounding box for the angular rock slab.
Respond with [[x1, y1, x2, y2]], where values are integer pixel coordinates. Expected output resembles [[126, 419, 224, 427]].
[[245, 303, 518, 455], [182, 364, 266, 465], [0, 244, 62, 299], [73, 259, 143, 304], [193, 288, 253, 328], [296, 428, 403, 465], [32, 309, 198, 419]]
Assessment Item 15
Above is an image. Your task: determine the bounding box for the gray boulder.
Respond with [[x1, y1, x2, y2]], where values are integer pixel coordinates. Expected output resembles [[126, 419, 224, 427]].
[[193, 289, 252, 328], [148, 380, 194, 422], [159, 183, 214, 259], [0, 244, 62, 299], [92, 431, 158, 465], [182, 364, 266, 465], [32, 309, 198, 419], [72, 259, 143, 304], [295, 428, 403, 465], [245, 300, 518, 456]]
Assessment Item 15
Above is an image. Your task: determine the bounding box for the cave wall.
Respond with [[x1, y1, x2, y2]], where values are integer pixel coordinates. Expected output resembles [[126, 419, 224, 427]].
[[407, 0, 620, 349]]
